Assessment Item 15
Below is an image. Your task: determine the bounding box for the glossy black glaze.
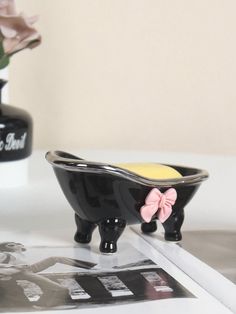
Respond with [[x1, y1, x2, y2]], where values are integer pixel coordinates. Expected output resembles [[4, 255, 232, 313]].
[[0, 80, 33, 161], [98, 218, 126, 253], [46, 151, 209, 253], [74, 214, 96, 244], [141, 221, 158, 233]]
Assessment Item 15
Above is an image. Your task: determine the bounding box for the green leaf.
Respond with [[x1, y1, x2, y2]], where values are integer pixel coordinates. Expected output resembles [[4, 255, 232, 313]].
[[0, 55, 9, 69], [0, 41, 5, 59], [0, 42, 9, 69]]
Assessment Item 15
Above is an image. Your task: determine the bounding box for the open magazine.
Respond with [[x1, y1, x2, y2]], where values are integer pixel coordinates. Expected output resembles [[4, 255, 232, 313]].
[[0, 228, 232, 314], [133, 227, 236, 313]]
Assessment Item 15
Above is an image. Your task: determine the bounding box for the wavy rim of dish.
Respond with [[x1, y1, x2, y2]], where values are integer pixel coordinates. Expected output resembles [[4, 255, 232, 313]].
[[46, 150, 209, 187]]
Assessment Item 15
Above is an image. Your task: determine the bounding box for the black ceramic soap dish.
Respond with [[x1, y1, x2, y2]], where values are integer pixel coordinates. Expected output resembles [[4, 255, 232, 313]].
[[46, 151, 209, 254]]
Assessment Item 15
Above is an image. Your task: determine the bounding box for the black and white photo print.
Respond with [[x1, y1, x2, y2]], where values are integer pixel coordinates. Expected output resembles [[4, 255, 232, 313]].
[[0, 241, 194, 312]]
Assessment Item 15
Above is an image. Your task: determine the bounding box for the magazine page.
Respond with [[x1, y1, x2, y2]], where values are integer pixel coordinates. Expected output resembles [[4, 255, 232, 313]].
[[133, 227, 236, 313], [0, 228, 232, 314]]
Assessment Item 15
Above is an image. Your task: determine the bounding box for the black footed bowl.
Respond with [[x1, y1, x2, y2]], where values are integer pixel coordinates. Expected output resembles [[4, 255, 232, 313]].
[[46, 151, 209, 254]]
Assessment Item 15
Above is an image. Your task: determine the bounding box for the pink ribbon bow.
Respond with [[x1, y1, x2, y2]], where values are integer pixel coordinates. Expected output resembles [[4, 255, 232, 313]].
[[140, 188, 177, 223]]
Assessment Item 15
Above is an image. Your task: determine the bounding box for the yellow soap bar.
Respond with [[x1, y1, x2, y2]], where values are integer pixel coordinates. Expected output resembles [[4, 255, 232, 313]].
[[116, 163, 182, 179]]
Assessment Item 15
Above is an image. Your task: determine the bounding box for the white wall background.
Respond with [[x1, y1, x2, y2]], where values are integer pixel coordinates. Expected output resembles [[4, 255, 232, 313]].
[[8, 0, 236, 154]]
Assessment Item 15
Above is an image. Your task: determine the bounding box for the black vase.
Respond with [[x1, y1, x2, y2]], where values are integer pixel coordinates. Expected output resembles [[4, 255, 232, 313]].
[[0, 79, 33, 187]]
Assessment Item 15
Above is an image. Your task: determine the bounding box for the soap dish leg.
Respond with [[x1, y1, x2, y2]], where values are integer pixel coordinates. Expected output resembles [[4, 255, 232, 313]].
[[74, 214, 96, 244], [98, 218, 126, 254], [141, 221, 157, 233], [162, 208, 184, 242]]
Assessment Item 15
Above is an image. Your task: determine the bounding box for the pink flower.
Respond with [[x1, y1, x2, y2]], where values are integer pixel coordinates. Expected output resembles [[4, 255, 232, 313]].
[[0, 0, 16, 15], [0, 0, 41, 59]]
